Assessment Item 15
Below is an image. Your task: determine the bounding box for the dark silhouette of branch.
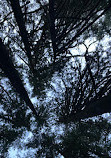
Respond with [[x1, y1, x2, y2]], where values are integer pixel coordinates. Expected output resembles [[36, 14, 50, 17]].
[[9, 0, 34, 72], [59, 2, 111, 53], [0, 1, 30, 25], [59, 92, 111, 123], [0, 38, 38, 118], [74, 92, 111, 121], [0, 84, 13, 103], [49, 0, 58, 62]]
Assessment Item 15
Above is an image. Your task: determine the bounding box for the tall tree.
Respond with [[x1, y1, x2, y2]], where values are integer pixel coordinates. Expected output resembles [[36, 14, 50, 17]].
[[0, 0, 111, 157]]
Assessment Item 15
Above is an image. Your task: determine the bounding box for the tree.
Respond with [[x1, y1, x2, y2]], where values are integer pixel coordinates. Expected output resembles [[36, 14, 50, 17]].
[[58, 117, 111, 158], [0, 0, 111, 157]]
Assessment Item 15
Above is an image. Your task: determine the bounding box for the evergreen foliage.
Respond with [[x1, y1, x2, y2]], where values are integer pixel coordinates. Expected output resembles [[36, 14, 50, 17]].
[[0, 0, 111, 157]]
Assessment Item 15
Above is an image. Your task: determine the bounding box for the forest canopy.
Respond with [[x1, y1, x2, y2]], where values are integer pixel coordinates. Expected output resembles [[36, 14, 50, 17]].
[[0, 0, 111, 157]]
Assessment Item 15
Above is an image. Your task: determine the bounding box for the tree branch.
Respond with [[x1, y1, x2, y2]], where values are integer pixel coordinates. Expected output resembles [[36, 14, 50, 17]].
[[49, 0, 57, 62], [0, 38, 38, 118], [74, 92, 111, 121], [9, 0, 34, 72]]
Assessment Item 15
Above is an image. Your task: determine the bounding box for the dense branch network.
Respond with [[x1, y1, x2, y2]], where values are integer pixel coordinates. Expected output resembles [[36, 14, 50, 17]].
[[0, 0, 111, 123]]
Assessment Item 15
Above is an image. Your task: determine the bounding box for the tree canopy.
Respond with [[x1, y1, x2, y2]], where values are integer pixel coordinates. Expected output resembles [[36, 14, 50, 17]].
[[0, 0, 111, 157]]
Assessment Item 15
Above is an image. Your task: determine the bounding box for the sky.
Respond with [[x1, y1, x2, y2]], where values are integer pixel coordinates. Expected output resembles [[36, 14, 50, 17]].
[[6, 36, 111, 158], [0, 0, 111, 157]]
